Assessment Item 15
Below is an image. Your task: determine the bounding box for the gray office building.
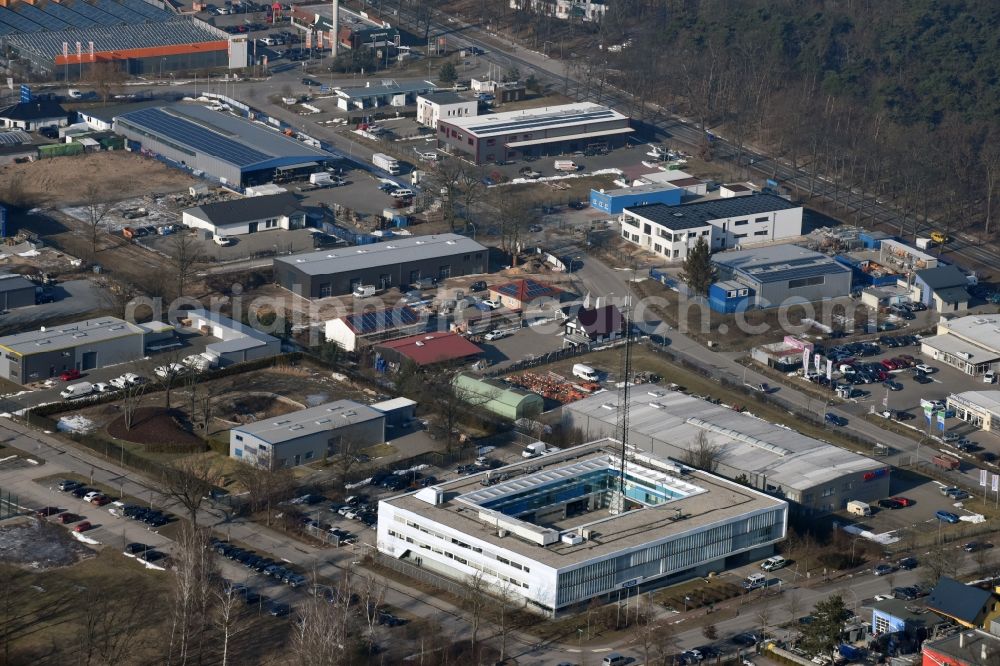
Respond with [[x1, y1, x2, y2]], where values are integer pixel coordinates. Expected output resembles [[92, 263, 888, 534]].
[[0, 317, 146, 384], [274, 234, 488, 298], [712, 244, 853, 308], [230, 399, 385, 470]]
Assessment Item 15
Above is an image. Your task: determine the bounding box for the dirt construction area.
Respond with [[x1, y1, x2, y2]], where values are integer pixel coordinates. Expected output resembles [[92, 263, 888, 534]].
[[0, 152, 197, 208], [0, 518, 94, 568]]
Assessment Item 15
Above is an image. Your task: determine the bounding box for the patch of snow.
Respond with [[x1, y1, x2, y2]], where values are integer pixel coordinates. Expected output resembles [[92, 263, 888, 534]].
[[57, 414, 95, 434], [71, 532, 100, 546], [16, 249, 40, 258]]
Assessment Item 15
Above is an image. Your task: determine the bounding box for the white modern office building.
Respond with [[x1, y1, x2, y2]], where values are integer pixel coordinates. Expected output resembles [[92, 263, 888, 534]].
[[377, 440, 788, 615], [620, 193, 803, 261], [920, 314, 1000, 377]]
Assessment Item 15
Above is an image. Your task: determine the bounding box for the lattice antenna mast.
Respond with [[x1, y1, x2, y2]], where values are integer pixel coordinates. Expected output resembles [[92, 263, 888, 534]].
[[611, 279, 634, 513]]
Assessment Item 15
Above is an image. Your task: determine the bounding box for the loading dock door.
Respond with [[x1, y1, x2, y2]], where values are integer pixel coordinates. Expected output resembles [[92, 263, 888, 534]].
[[81, 351, 97, 370]]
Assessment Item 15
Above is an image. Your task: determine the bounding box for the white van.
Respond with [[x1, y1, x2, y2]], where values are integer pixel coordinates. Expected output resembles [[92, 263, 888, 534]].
[[847, 500, 872, 517], [742, 573, 767, 590], [554, 159, 578, 172], [390, 188, 414, 199], [352, 285, 379, 298], [985, 371, 996, 384], [761, 555, 787, 571], [572, 363, 599, 382], [602, 654, 628, 666]]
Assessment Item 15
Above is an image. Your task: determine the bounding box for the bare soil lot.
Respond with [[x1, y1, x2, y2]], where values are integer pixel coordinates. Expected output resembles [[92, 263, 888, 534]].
[[0, 518, 93, 568], [0, 151, 197, 208]]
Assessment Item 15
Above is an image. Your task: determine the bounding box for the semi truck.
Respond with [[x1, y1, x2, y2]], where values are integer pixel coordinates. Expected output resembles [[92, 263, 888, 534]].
[[933, 453, 960, 470], [372, 153, 401, 175]]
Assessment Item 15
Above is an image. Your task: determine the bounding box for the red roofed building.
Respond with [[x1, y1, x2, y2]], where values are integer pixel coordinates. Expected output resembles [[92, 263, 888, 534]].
[[374, 331, 484, 369], [488, 278, 562, 310]]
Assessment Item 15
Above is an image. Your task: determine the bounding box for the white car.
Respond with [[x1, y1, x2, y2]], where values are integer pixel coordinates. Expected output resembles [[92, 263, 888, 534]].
[[83, 491, 101, 503], [484, 330, 507, 341], [154, 363, 187, 379], [915, 364, 936, 374], [92, 382, 112, 393], [110, 373, 143, 389], [213, 235, 234, 246], [482, 299, 501, 310]]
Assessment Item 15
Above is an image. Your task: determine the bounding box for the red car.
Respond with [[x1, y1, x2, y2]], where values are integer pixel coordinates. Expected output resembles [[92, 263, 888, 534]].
[[89, 495, 110, 506], [898, 354, 916, 365], [59, 513, 81, 524], [59, 368, 82, 381], [73, 521, 93, 532], [881, 359, 898, 371], [891, 496, 914, 507]]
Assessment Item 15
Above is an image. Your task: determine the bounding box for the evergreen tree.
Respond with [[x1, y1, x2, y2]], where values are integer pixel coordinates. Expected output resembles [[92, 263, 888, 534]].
[[438, 62, 458, 85], [679, 236, 716, 296], [799, 595, 850, 659]]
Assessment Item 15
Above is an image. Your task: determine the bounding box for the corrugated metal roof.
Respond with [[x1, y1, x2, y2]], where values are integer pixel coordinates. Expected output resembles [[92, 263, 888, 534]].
[[565, 385, 882, 492], [0, 316, 143, 355], [443, 102, 627, 139], [232, 399, 383, 444], [7, 17, 226, 58], [376, 331, 482, 366]]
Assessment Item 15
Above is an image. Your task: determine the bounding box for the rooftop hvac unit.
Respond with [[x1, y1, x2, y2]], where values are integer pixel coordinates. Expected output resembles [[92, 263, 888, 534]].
[[497, 528, 508, 538], [561, 532, 583, 545]]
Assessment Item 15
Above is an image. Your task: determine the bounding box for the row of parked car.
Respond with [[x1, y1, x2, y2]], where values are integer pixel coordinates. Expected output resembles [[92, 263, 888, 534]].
[[212, 539, 308, 589]]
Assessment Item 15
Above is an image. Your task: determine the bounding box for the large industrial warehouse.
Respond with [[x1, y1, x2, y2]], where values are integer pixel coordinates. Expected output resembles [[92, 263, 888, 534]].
[[0, 0, 247, 78], [274, 233, 487, 298], [562, 386, 889, 514], [378, 440, 787, 615], [115, 104, 331, 186], [436, 102, 632, 165]]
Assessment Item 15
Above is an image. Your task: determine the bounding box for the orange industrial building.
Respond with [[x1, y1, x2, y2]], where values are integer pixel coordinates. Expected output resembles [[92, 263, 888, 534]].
[[0, 0, 248, 79]]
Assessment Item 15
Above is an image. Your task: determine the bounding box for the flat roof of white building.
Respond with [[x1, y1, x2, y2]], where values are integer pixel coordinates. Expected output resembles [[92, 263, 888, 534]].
[[232, 399, 382, 444], [564, 386, 883, 493], [440, 102, 628, 139], [948, 391, 1000, 415], [0, 317, 144, 355], [275, 233, 486, 276], [383, 439, 785, 568], [935, 314, 1000, 353]]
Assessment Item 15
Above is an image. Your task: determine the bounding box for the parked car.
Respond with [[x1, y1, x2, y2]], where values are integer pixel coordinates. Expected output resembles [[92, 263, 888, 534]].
[[825, 413, 848, 427], [964, 542, 992, 552], [36, 506, 63, 517], [59, 512, 81, 524], [891, 496, 914, 506], [73, 521, 93, 532], [935, 510, 960, 524], [897, 556, 918, 570], [482, 299, 501, 310], [59, 368, 82, 381], [883, 380, 903, 391], [915, 364, 936, 374], [913, 373, 934, 384], [946, 488, 970, 501], [892, 586, 919, 600], [878, 499, 903, 510], [267, 602, 290, 617], [873, 563, 895, 576], [484, 330, 507, 341], [58, 480, 82, 492], [469, 280, 487, 292]]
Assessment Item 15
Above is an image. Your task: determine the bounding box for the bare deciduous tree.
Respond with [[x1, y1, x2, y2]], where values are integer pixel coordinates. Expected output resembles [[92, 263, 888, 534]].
[[168, 524, 216, 666], [76, 584, 149, 666], [171, 231, 205, 300], [120, 377, 147, 432], [230, 463, 294, 525], [683, 430, 721, 472], [83, 183, 113, 263], [159, 456, 219, 526]]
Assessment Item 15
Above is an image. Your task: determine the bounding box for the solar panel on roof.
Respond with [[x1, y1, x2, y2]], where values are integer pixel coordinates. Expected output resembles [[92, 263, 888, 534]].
[[118, 0, 173, 20], [90, 0, 146, 23], [118, 107, 271, 167], [36, 1, 98, 28], [63, 0, 119, 25], [12, 2, 70, 30], [0, 21, 13, 35], [0, 7, 45, 32], [348, 307, 420, 334]]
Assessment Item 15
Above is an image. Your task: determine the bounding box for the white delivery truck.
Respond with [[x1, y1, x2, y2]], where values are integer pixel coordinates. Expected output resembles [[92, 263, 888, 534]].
[[60, 382, 94, 400], [847, 500, 872, 517], [309, 172, 333, 186], [372, 153, 401, 175], [572, 363, 599, 382], [522, 442, 547, 458], [554, 160, 578, 172]]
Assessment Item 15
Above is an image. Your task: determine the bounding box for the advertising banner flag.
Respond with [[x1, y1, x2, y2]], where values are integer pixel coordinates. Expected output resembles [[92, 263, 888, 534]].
[[982, 469, 989, 487], [993, 473, 999, 493]]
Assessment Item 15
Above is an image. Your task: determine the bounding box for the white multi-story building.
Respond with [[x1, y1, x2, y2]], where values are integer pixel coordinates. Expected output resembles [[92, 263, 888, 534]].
[[620, 193, 803, 261], [416, 92, 477, 129], [509, 0, 608, 22], [377, 440, 788, 616]]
